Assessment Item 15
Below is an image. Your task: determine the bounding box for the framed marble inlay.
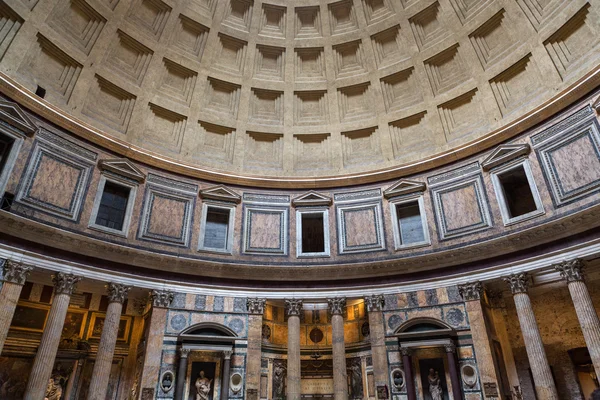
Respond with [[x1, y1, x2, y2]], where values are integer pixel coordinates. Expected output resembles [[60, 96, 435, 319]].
[[336, 200, 385, 254], [532, 107, 600, 207], [15, 129, 96, 222], [242, 205, 289, 255], [137, 174, 197, 247]]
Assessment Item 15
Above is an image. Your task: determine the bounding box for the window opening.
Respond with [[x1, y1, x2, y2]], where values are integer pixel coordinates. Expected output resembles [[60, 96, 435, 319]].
[[301, 213, 325, 253], [203, 207, 230, 250], [396, 201, 425, 245], [95, 181, 130, 231], [498, 165, 537, 218]]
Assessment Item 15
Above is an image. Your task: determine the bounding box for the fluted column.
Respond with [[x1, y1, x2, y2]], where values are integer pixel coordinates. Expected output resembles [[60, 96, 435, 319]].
[[24, 272, 82, 400], [175, 348, 190, 400], [364, 295, 389, 391], [246, 298, 266, 400], [400, 348, 416, 400], [555, 259, 600, 379], [285, 299, 302, 400], [445, 343, 463, 400], [504, 273, 558, 400], [221, 350, 232, 400], [0, 260, 32, 353], [87, 282, 130, 400], [329, 297, 348, 400]]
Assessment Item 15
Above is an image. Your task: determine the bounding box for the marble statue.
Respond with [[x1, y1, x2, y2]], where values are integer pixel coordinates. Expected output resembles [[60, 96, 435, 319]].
[[427, 369, 443, 400], [273, 363, 286, 399], [349, 360, 363, 398], [195, 370, 213, 400], [44, 377, 62, 400]]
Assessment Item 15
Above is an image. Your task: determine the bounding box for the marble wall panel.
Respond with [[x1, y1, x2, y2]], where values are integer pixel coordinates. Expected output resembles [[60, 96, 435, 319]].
[[336, 201, 385, 254], [242, 205, 288, 255]]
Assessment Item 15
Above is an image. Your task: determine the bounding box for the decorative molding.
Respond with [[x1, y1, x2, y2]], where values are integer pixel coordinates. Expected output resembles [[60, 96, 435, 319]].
[[98, 158, 145, 183], [200, 185, 241, 204], [334, 189, 381, 203], [292, 191, 332, 207], [242, 205, 288, 255], [328, 297, 346, 315], [427, 162, 481, 186], [247, 298, 266, 315], [285, 299, 303, 316], [107, 282, 130, 304], [481, 144, 531, 171], [554, 259, 585, 283], [364, 294, 384, 312], [383, 180, 426, 199], [242, 193, 290, 204], [531, 106, 593, 146], [458, 281, 484, 301], [151, 289, 174, 308], [0, 99, 36, 136], [52, 272, 82, 295], [336, 200, 386, 254], [503, 273, 530, 294], [2, 260, 32, 285]]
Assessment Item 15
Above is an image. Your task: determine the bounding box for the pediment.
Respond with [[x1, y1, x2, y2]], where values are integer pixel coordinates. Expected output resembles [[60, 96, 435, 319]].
[[0, 100, 37, 136], [292, 191, 332, 207], [383, 180, 426, 199], [98, 158, 145, 182], [200, 185, 241, 204], [593, 96, 600, 112], [481, 144, 530, 171]]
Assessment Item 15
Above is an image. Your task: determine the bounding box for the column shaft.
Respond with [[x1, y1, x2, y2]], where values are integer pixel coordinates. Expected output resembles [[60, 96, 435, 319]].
[[0, 281, 23, 353], [245, 298, 265, 400], [367, 306, 389, 389], [175, 349, 189, 400], [446, 347, 463, 400], [568, 280, 600, 378], [287, 314, 301, 400], [221, 353, 231, 400], [331, 313, 348, 400], [401, 351, 416, 400]]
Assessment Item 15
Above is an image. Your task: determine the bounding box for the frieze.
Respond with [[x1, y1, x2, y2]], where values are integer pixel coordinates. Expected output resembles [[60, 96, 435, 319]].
[[146, 173, 198, 195], [243, 193, 290, 204], [334, 188, 381, 203], [37, 127, 97, 162], [531, 106, 593, 146], [427, 162, 481, 186]]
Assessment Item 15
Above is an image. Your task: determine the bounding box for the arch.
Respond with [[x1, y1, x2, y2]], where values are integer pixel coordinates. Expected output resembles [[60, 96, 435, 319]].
[[394, 317, 455, 336], [179, 322, 238, 338]]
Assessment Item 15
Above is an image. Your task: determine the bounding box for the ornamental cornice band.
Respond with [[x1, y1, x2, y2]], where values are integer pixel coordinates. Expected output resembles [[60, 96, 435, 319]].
[[2, 260, 33, 285], [285, 299, 303, 316], [328, 297, 346, 315], [151, 289, 174, 308], [107, 282, 131, 304], [458, 281, 484, 301], [503, 273, 530, 295], [554, 259, 585, 283], [364, 294, 385, 312], [247, 298, 266, 315], [52, 272, 82, 295]]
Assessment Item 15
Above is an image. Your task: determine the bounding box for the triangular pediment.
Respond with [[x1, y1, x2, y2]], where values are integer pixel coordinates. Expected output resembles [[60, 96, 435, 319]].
[[482, 144, 530, 171], [292, 191, 332, 207], [592, 96, 600, 112], [383, 180, 426, 199], [0, 100, 37, 136], [200, 185, 241, 204], [98, 158, 145, 182]]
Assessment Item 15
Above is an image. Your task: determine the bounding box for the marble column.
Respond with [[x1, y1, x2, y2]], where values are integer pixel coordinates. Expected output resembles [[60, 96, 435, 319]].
[[285, 299, 302, 400], [24, 272, 82, 400], [87, 282, 130, 400], [0, 260, 32, 353], [364, 294, 390, 392], [137, 289, 174, 399], [555, 259, 600, 379], [458, 282, 502, 396], [246, 298, 266, 400], [221, 350, 232, 400], [504, 273, 558, 400], [175, 348, 190, 400], [445, 343, 463, 400], [329, 297, 348, 400], [400, 348, 416, 400]]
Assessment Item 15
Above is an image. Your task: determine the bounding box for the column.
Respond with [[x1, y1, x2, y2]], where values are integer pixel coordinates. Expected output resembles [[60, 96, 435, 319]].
[[246, 298, 266, 400], [24, 272, 82, 400], [285, 299, 302, 400], [0, 260, 32, 353], [555, 259, 600, 378], [175, 348, 190, 400], [87, 282, 130, 400], [328, 297, 348, 400], [504, 273, 558, 400], [364, 295, 390, 393], [221, 350, 232, 400], [458, 282, 503, 396], [137, 289, 174, 399], [445, 343, 463, 400], [400, 348, 416, 400]]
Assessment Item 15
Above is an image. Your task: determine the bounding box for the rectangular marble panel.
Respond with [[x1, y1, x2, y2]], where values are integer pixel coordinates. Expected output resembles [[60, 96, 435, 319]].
[[337, 201, 385, 254], [242, 205, 288, 255]]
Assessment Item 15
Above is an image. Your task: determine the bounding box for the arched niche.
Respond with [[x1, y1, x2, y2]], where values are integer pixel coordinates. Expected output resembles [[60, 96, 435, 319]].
[[394, 317, 456, 341]]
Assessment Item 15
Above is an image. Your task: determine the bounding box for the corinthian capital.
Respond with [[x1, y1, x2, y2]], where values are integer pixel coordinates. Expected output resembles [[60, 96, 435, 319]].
[[247, 298, 266, 315], [364, 294, 385, 312], [328, 297, 346, 316], [503, 273, 530, 295], [151, 289, 174, 308], [52, 272, 82, 295], [554, 259, 585, 283], [2, 260, 32, 285], [458, 281, 484, 301], [285, 299, 303, 316], [107, 282, 131, 304]]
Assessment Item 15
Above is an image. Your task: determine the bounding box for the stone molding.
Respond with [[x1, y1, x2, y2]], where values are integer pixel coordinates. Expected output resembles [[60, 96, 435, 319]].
[[151, 289, 174, 308], [554, 259, 585, 283], [52, 272, 82, 295], [364, 294, 385, 312], [328, 297, 346, 315], [458, 281, 484, 301], [107, 282, 130, 304], [444, 343, 456, 353], [247, 298, 266, 315], [2, 260, 32, 285], [285, 299, 303, 316], [399, 347, 412, 357], [503, 273, 530, 294]]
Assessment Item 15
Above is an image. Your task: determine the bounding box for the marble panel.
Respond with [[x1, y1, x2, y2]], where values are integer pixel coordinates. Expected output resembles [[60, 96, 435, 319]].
[[336, 201, 385, 254], [242, 205, 288, 255]]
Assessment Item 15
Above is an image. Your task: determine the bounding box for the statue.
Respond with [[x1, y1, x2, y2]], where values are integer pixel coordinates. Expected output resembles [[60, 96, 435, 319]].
[[195, 370, 213, 400], [427, 369, 443, 400], [44, 377, 62, 400], [349, 359, 363, 398], [272, 362, 286, 399]]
